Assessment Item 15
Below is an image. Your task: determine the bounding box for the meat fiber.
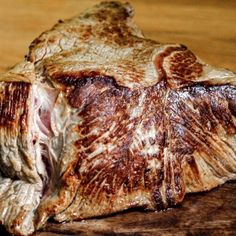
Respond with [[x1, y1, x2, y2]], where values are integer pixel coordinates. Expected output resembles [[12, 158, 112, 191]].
[[0, 1, 236, 235]]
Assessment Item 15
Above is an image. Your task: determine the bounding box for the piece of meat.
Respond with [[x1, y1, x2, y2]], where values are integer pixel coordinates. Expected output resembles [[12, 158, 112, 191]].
[[0, 1, 235, 235]]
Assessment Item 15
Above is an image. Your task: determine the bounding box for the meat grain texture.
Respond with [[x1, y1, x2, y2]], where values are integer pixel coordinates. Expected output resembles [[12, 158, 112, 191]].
[[0, 1, 236, 235]]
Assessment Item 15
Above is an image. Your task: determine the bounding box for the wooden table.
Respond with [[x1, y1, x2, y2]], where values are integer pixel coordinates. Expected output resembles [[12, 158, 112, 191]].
[[0, 0, 236, 73], [0, 0, 235, 235]]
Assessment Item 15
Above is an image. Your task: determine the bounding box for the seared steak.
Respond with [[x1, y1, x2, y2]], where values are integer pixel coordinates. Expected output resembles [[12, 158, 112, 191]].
[[0, 1, 236, 235]]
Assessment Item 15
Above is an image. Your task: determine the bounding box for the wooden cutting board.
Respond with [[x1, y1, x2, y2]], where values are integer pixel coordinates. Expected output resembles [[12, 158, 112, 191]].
[[0, 0, 235, 235]]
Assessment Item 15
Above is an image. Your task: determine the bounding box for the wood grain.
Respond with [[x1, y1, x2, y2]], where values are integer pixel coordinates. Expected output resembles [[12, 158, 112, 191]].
[[0, 0, 235, 235], [0, 0, 236, 73]]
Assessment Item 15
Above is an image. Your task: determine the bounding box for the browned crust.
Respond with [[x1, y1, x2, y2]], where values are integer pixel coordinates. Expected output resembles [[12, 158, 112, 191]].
[[155, 45, 203, 88], [0, 82, 31, 132], [39, 69, 236, 222]]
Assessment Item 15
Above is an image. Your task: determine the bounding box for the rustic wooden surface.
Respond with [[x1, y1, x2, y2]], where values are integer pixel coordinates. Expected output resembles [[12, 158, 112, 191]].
[[0, 0, 235, 235]]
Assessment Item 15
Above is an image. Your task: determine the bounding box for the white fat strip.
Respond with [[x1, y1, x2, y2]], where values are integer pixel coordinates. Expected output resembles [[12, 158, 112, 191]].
[[147, 158, 161, 170], [87, 144, 106, 160], [31, 84, 60, 182], [129, 92, 146, 119], [131, 120, 159, 154]]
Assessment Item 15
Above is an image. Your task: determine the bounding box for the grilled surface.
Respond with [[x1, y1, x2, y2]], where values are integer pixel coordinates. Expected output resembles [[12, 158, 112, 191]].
[[0, 1, 235, 235]]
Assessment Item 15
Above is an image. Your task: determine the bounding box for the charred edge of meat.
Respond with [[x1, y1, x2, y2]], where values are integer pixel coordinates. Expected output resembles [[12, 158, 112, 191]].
[[0, 82, 30, 130], [52, 71, 123, 88], [52, 72, 131, 109]]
